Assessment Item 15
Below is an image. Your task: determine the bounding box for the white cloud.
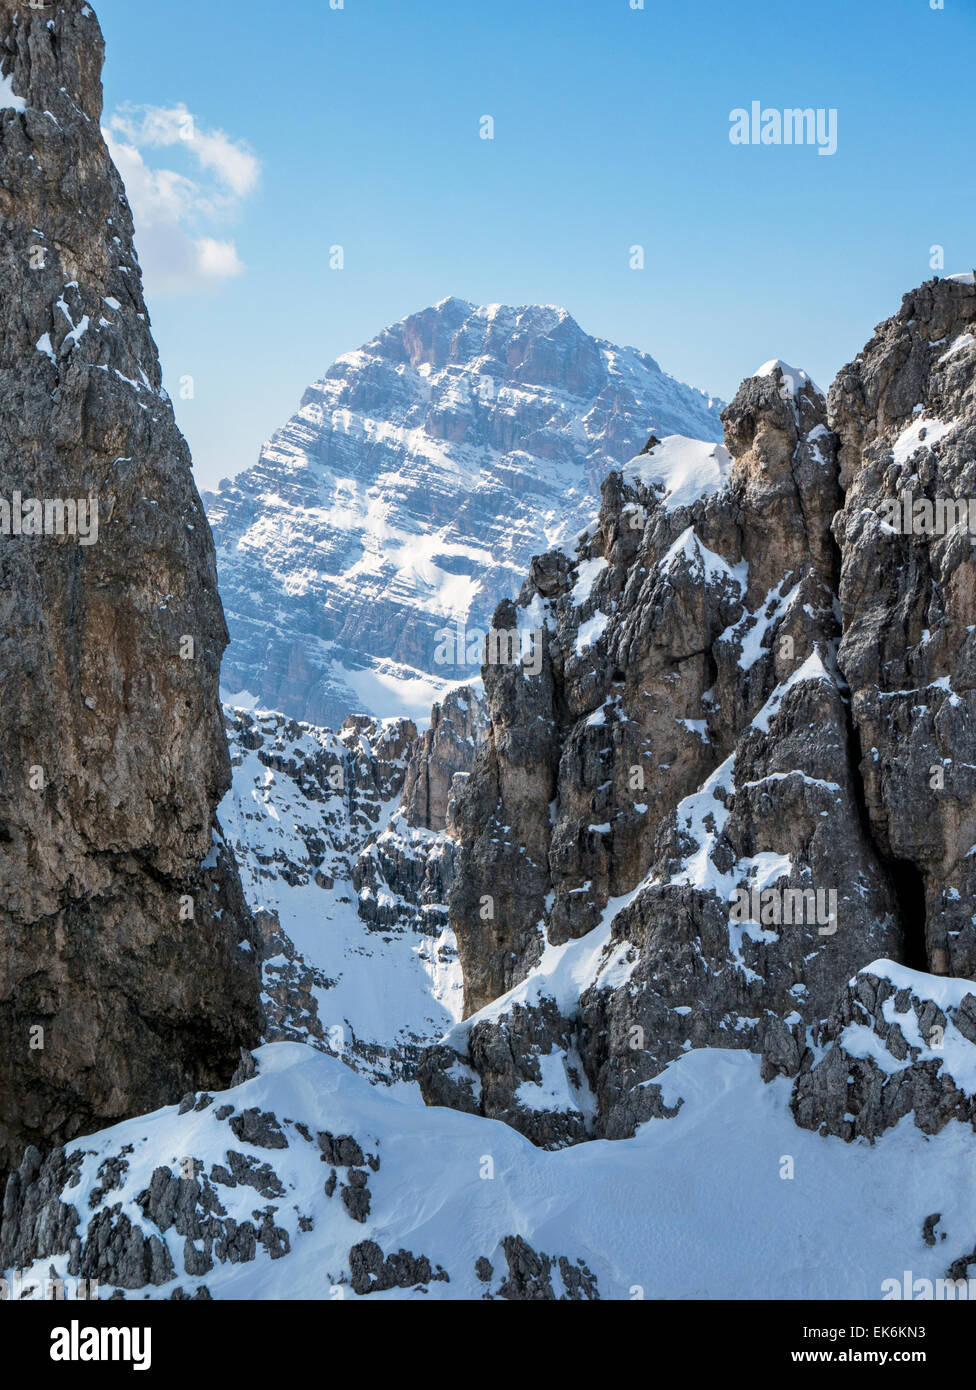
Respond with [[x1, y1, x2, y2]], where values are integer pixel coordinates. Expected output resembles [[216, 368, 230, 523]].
[[196, 237, 245, 279], [104, 103, 260, 296]]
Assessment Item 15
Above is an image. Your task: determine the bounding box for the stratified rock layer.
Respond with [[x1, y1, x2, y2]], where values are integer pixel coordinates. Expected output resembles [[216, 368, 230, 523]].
[[206, 297, 724, 728], [0, 0, 260, 1176]]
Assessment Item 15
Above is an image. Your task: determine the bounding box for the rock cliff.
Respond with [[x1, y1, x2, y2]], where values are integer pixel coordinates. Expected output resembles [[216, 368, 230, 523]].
[[420, 277, 976, 1149], [0, 0, 260, 1177], [5, 277, 976, 1300]]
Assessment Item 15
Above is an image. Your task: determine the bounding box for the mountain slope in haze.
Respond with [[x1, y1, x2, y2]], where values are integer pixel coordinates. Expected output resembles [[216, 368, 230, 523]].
[[205, 298, 724, 728]]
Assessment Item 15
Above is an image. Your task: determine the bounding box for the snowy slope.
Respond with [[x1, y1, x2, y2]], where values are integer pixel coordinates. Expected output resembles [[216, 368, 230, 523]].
[[8, 1011, 976, 1300], [218, 705, 464, 1087]]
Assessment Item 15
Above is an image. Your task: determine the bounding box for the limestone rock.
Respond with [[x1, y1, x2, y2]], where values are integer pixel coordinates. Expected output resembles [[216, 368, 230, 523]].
[[791, 962, 976, 1141], [0, 0, 260, 1177], [831, 276, 976, 978], [421, 323, 976, 1145]]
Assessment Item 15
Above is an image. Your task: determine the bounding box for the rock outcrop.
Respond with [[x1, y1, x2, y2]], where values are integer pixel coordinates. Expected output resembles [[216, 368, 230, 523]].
[[0, 0, 260, 1177], [0, 1042, 610, 1300], [354, 685, 485, 939], [420, 279, 976, 1149], [792, 960, 976, 1142]]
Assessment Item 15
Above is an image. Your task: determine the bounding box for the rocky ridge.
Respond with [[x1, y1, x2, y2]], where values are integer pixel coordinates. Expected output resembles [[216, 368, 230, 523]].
[[419, 276, 976, 1149], [6, 0, 976, 1308], [5, 277, 976, 1299]]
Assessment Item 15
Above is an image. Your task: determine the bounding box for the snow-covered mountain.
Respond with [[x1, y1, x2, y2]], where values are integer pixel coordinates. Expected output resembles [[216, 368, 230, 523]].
[[205, 298, 724, 727], [7, 273, 976, 1302], [12, 0, 976, 1317]]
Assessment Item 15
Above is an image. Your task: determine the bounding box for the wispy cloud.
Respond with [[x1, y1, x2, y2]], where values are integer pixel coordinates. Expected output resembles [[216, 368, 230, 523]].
[[103, 102, 260, 295]]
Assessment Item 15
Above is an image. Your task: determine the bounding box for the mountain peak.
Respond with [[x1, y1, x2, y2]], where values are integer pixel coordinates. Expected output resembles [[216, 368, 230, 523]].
[[209, 305, 725, 728], [431, 294, 476, 314]]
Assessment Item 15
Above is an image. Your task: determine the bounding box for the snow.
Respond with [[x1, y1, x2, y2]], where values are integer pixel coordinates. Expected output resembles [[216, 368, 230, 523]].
[[945, 271, 976, 285], [728, 918, 779, 984], [571, 556, 607, 607], [514, 1050, 584, 1114], [666, 756, 735, 894], [750, 650, 835, 734], [446, 888, 642, 1047], [624, 435, 732, 510], [660, 525, 748, 594], [891, 415, 953, 465], [13, 1038, 976, 1299], [841, 959, 976, 1094], [860, 958, 976, 1012], [221, 686, 261, 711], [725, 581, 802, 670], [338, 661, 463, 726], [574, 611, 609, 655], [754, 359, 822, 397], [64, 313, 90, 349], [938, 333, 974, 364], [218, 710, 464, 1087], [208, 303, 725, 727], [0, 69, 26, 114]]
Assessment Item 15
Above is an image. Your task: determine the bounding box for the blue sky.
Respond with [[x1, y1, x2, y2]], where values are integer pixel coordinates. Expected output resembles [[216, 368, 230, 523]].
[[93, 0, 976, 490]]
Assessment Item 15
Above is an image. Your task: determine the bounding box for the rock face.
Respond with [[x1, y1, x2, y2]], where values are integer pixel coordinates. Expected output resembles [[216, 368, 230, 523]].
[[792, 962, 976, 1142], [3, 271, 976, 1288], [420, 279, 976, 1149], [0, 0, 260, 1177], [354, 685, 486, 942], [2, 29, 974, 1287], [205, 298, 724, 728], [397, 686, 486, 832], [831, 276, 976, 979]]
